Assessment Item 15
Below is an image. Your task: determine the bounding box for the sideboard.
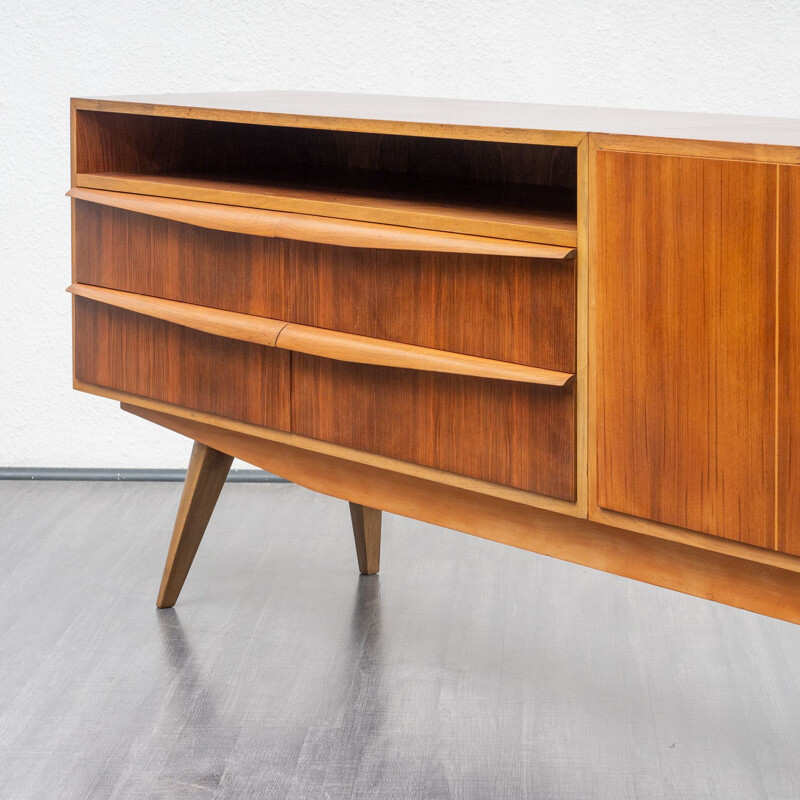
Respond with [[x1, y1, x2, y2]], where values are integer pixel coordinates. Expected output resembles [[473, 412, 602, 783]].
[[67, 91, 800, 622]]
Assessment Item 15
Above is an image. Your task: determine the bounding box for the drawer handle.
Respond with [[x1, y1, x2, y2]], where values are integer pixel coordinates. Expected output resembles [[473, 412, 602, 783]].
[[66, 187, 576, 260], [68, 283, 575, 387]]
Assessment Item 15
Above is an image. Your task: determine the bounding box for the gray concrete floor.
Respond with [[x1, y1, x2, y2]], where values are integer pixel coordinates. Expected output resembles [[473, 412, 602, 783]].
[[1, 480, 799, 799]]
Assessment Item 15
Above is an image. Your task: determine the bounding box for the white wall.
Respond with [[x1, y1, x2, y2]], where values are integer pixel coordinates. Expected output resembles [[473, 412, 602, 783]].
[[2, 0, 799, 468]]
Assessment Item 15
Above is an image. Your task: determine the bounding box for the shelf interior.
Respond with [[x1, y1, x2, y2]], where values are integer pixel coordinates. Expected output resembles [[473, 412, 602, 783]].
[[76, 168, 576, 246], [74, 110, 578, 247]]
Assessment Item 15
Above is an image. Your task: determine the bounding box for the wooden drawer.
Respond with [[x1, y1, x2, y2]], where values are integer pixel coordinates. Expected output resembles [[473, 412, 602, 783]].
[[73, 200, 576, 373], [73, 297, 291, 430], [74, 295, 574, 500], [291, 354, 576, 500]]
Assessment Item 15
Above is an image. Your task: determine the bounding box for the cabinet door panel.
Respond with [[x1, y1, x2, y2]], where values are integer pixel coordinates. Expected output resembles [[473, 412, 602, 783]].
[[596, 151, 776, 547], [779, 166, 800, 556]]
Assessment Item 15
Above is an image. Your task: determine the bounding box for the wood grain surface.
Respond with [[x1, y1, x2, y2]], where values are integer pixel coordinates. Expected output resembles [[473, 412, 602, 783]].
[[74, 200, 577, 372], [68, 283, 286, 347], [76, 169, 578, 247], [68, 283, 574, 387], [275, 319, 574, 386], [73, 107, 580, 181], [76, 379, 800, 572], [71, 297, 575, 501], [67, 188, 576, 260], [348, 502, 382, 575], [73, 297, 291, 431], [778, 165, 800, 557], [76, 379, 585, 517], [156, 442, 233, 608], [595, 151, 777, 548], [291, 354, 576, 500]]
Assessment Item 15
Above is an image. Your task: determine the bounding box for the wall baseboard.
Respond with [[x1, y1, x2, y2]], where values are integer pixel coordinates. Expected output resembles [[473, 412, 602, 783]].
[[0, 467, 289, 483]]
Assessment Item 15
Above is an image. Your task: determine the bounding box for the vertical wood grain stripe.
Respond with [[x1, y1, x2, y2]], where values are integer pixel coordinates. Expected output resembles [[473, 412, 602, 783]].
[[777, 165, 800, 556], [775, 166, 781, 551]]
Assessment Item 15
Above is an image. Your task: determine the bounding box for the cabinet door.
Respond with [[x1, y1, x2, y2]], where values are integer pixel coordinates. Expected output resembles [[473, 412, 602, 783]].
[[595, 151, 777, 548], [779, 166, 800, 556]]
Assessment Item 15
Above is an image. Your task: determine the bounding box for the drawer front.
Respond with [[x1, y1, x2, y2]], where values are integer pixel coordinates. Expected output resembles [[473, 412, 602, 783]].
[[74, 200, 575, 373], [73, 297, 291, 430], [291, 354, 576, 500]]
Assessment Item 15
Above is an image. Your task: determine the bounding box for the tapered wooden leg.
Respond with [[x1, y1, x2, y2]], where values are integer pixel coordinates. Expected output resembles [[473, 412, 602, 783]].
[[157, 441, 233, 608], [349, 502, 382, 575]]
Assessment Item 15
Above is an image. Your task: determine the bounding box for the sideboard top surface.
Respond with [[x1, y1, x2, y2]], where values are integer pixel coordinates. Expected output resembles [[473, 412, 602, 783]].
[[73, 90, 800, 148]]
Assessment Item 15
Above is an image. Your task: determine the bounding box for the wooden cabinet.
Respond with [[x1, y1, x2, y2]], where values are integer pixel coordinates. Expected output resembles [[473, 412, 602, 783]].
[[68, 91, 800, 623], [594, 151, 777, 548]]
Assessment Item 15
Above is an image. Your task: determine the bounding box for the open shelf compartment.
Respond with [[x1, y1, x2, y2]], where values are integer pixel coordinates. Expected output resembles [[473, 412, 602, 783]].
[[73, 110, 578, 247]]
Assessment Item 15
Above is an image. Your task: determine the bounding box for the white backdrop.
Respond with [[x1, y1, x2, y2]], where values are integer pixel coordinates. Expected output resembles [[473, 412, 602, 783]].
[[2, 0, 799, 468]]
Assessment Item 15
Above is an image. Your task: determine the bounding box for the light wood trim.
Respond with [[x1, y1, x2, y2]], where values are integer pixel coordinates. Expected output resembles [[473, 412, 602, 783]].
[[778, 165, 800, 557], [68, 283, 286, 346], [70, 99, 79, 189], [574, 136, 589, 517], [587, 134, 602, 538], [74, 379, 583, 517], [70, 94, 800, 152], [70, 102, 78, 379], [157, 442, 233, 608], [275, 322, 573, 386], [775, 167, 781, 552], [592, 133, 800, 165], [585, 504, 800, 574], [66, 187, 577, 260], [123, 400, 800, 624], [349, 503, 381, 575], [72, 97, 587, 147], [76, 171, 578, 248], [67, 284, 575, 387]]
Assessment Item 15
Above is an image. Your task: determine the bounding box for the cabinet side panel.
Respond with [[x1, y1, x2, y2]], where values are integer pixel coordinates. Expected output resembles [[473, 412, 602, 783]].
[[596, 151, 776, 547], [779, 166, 800, 556], [74, 110, 189, 175]]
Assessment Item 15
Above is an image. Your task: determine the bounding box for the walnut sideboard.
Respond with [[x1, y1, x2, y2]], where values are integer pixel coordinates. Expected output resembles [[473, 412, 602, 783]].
[[67, 91, 800, 622]]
